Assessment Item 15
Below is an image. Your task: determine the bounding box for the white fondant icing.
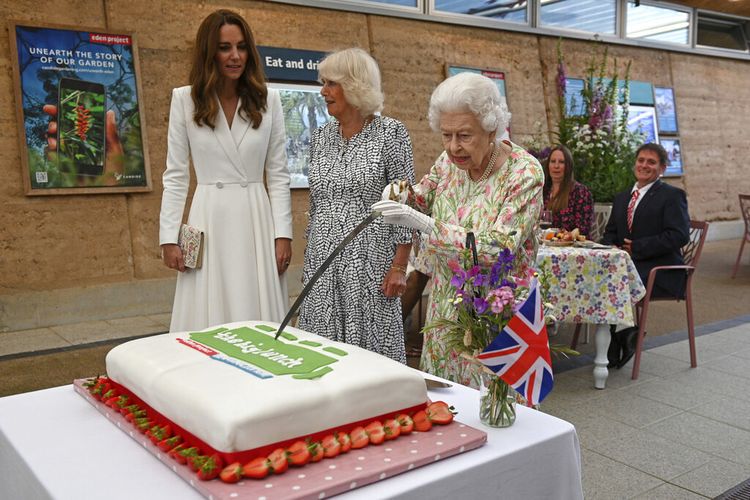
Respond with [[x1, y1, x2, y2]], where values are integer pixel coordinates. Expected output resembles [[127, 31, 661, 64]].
[[106, 320, 427, 453]]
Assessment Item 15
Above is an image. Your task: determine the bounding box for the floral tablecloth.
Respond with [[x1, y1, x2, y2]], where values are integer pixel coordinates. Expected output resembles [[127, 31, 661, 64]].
[[537, 245, 646, 326]]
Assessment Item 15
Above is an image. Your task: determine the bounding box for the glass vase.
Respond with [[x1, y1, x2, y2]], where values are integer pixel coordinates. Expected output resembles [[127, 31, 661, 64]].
[[479, 371, 516, 428]]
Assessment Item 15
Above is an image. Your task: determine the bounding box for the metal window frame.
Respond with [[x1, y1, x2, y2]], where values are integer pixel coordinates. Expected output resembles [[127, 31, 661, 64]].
[[623, 0, 693, 48], [262, 0, 750, 61], [426, 0, 532, 30], [535, 0, 620, 38], [695, 9, 750, 54]]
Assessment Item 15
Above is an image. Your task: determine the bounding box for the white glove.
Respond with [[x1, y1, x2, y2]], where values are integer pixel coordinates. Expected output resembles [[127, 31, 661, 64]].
[[372, 200, 435, 234], [380, 181, 409, 203]]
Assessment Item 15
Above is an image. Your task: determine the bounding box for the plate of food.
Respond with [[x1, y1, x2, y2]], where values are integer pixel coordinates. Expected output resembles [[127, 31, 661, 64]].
[[542, 228, 587, 246], [544, 240, 575, 247]]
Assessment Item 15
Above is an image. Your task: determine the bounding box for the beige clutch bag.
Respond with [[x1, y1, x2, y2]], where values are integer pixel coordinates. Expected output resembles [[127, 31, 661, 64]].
[[178, 224, 204, 269]]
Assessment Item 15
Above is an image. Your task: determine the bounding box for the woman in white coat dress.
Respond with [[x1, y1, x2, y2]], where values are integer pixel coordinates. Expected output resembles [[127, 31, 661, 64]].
[[159, 10, 292, 332]]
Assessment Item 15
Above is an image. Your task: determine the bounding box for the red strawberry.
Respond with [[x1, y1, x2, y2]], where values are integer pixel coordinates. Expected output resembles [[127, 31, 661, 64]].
[[308, 441, 324, 462], [383, 418, 401, 440], [219, 462, 243, 483], [429, 400, 450, 408], [426, 402, 456, 425], [365, 421, 385, 445], [120, 403, 139, 416], [158, 435, 183, 452], [189, 454, 207, 472], [101, 389, 118, 402], [149, 424, 173, 444], [197, 454, 223, 481], [336, 431, 352, 453], [125, 409, 147, 423], [168, 444, 186, 462], [396, 414, 414, 434], [412, 410, 432, 432], [135, 418, 154, 433], [321, 434, 341, 458], [349, 426, 369, 449], [268, 448, 288, 474], [83, 376, 102, 389], [286, 441, 310, 466], [104, 396, 121, 408], [90, 380, 111, 401], [242, 457, 271, 479], [174, 446, 200, 465]]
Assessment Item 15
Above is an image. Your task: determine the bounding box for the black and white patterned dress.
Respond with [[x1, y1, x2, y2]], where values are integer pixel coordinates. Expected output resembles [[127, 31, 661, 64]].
[[298, 116, 415, 363]]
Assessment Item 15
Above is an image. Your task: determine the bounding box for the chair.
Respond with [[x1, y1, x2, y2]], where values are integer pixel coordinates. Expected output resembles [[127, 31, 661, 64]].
[[631, 220, 709, 380], [589, 203, 613, 243], [731, 194, 750, 279]]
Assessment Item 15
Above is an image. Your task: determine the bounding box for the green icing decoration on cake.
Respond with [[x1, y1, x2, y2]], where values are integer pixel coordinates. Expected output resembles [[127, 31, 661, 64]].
[[189, 327, 337, 377], [191, 326, 229, 335], [322, 347, 348, 357], [299, 340, 322, 347], [256, 323, 296, 340], [292, 366, 334, 379]]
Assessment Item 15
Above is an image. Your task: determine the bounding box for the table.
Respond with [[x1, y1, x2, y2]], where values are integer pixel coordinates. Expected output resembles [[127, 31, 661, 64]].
[[0, 381, 583, 500], [537, 244, 646, 389]]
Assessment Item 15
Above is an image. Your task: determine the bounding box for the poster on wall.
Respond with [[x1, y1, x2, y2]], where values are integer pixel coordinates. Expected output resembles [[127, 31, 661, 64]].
[[627, 105, 659, 145], [654, 86, 679, 134], [660, 138, 683, 177], [446, 64, 510, 140], [269, 82, 331, 189], [9, 22, 151, 195]]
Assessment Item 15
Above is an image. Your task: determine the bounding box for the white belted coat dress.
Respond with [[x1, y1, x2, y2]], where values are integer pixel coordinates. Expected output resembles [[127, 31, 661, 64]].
[[159, 86, 292, 332]]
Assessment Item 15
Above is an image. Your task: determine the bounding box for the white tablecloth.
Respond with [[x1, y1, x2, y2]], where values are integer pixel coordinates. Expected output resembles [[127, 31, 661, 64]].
[[0, 380, 583, 500]]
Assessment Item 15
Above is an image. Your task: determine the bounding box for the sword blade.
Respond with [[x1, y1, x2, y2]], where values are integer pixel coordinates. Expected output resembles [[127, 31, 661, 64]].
[[274, 212, 382, 339]]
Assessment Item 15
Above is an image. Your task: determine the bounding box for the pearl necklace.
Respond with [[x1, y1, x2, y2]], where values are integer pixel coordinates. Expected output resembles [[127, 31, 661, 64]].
[[471, 144, 499, 183]]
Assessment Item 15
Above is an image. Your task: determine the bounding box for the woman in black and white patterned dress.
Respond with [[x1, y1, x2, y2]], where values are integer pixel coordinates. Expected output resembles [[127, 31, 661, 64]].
[[298, 48, 415, 363]]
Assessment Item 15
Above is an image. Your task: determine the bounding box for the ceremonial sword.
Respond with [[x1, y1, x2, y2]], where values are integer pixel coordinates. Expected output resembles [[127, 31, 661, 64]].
[[274, 211, 383, 340]]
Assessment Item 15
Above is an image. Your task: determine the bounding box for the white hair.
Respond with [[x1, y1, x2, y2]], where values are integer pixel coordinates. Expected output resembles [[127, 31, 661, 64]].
[[428, 72, 511, 136], [318, 48, 384, 116]]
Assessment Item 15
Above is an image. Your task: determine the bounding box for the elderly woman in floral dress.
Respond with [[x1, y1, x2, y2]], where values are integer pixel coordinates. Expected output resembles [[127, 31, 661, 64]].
[[374, 72, 544, 388]]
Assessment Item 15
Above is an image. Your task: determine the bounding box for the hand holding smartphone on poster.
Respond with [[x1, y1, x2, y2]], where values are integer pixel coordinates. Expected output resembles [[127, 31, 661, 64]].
[[43, 77, 124, 183]]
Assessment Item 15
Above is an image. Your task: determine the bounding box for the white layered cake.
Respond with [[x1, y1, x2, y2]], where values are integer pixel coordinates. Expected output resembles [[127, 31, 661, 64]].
[[106, 321, 428, 455]]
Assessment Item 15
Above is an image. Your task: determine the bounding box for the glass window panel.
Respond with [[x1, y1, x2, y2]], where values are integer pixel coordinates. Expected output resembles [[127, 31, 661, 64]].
[[626, 1, 689, 45], [434, 0, 528, 24], [539, 0, 616, 35], [697, 16, 748, 51], [368, 0, 417, 6]]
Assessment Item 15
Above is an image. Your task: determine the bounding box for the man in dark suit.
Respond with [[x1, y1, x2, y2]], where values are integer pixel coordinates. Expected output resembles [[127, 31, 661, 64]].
[[602, 143, 690, 368]]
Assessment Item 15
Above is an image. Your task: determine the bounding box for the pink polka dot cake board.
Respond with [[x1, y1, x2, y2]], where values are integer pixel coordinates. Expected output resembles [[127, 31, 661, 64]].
[[74, 379, 487, 499]]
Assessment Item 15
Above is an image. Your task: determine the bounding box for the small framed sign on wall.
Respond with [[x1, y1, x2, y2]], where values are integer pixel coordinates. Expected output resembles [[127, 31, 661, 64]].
[[654, 87, 679, 135], [660, 138, 683, 177]]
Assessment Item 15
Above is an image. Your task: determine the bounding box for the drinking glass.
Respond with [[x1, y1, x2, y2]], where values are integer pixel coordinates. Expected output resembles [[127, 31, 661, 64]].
[[540, 210, 553, 230]]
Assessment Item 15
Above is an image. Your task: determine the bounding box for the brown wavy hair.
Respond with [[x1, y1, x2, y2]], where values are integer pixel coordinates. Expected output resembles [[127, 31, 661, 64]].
[[543, 145, 575, 213], [189, 9, 267, 129]]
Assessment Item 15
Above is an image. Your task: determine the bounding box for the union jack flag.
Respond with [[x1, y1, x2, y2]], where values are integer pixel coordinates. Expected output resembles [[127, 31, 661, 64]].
[[476, 279, 553, 405]]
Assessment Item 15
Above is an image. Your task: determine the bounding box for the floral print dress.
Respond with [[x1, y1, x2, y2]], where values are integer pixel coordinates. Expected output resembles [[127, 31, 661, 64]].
[[413, 141, 544, 388], [543, 181, 594, 236]]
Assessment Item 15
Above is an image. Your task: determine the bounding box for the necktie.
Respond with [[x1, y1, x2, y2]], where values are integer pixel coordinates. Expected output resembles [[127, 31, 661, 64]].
[[627, 190, 640, 232]]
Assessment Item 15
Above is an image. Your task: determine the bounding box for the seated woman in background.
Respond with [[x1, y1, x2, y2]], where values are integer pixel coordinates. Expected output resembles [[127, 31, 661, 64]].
[[543, 145, 593, 236]]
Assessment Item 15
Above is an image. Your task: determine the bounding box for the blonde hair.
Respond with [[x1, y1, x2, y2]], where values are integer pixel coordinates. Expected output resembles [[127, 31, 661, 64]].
[[428, 72, 511, 135], [318, 48, 384, 116]]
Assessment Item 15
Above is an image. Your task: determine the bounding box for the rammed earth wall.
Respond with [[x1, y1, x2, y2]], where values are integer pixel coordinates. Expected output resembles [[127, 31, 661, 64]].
[[1, 0, 748, 331]]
